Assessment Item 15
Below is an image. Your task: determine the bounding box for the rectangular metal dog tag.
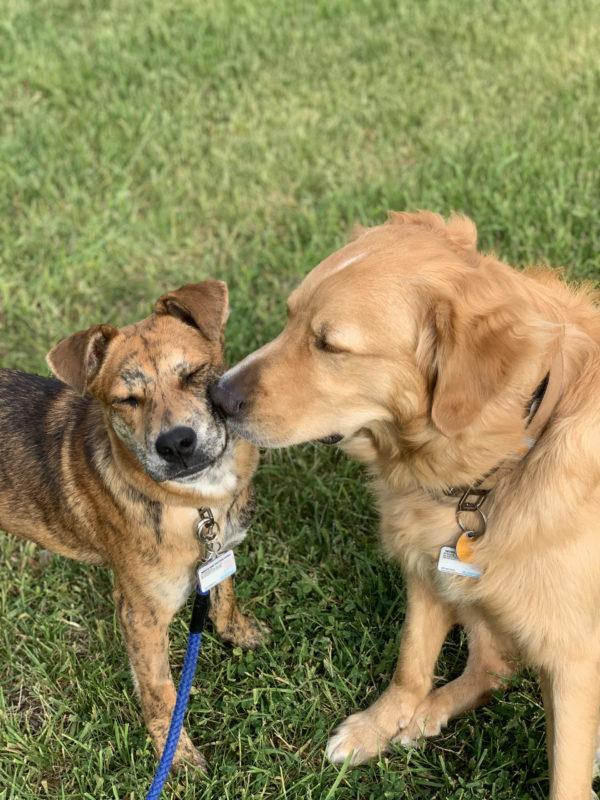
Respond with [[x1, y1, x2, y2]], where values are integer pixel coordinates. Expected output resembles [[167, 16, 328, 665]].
[[437, 546, 482, 580], [197, 550, 237, 593]]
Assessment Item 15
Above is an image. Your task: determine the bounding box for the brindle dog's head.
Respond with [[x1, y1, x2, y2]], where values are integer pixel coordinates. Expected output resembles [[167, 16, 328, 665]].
[[47, 281, 230, 483]]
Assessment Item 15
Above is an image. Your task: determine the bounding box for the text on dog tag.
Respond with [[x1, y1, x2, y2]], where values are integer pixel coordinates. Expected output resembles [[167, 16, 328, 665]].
[[437, 546, 482, 580], [197, 550, 237, 592]]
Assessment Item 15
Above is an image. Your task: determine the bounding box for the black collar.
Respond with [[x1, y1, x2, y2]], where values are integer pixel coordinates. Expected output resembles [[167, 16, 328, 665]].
[[525, 372, 549, 422]]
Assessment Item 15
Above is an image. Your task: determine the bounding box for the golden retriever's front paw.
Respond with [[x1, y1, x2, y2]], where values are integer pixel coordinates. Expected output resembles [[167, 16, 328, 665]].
[[395, 692, 450, 746], [326, 687, 426, 765], [326, 710, 392, 765]]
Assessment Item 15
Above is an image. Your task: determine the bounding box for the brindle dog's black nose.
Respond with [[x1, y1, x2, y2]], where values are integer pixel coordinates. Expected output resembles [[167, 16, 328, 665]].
[[209, 378, 246, 418], [155, 426, 197, 464]]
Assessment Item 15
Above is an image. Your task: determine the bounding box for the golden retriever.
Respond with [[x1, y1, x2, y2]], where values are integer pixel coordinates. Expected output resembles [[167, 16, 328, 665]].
[[211, 211, 600, 799]]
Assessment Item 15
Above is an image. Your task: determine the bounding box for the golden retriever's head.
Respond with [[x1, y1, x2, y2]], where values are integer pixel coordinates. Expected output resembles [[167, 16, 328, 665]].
[[211, 212, 548, 449]]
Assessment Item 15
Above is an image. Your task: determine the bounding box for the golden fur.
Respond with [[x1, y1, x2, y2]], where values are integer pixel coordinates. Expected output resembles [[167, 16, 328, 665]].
[[213, 212, 600, 799]]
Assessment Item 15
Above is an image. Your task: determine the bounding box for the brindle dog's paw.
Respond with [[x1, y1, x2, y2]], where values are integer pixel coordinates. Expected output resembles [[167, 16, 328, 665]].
[[172, 730, 208, 772], [218, 612, 268, 650], [151, 723, 207, 772]]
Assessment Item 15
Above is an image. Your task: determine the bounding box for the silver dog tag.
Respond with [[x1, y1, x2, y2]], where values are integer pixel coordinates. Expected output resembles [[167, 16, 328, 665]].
[[197, 550, 237, 592]]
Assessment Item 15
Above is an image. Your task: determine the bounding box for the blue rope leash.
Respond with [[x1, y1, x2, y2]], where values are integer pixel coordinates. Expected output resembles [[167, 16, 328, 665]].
[[146, 588, 210, 800]]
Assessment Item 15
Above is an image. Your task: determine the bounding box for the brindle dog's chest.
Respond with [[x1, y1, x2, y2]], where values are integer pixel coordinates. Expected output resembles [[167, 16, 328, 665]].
[[143, 491, 254, 615]]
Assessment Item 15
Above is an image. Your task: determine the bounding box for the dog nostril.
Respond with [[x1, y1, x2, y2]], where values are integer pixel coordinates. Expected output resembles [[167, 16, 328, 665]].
[[232, 397, 245, 415]]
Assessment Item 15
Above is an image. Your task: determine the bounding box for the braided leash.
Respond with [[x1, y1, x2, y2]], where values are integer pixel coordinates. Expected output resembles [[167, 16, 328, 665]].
[[146, 506, 235, 797], [145, 588, 210, 799]]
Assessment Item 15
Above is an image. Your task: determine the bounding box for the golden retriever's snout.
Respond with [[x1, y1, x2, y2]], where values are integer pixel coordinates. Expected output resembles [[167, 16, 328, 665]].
[[210, 373, 248, 420]]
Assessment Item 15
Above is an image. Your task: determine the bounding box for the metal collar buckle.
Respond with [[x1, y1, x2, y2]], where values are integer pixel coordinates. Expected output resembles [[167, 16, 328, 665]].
[[456, 487, 489, 538], [196, 507, 221, 560]]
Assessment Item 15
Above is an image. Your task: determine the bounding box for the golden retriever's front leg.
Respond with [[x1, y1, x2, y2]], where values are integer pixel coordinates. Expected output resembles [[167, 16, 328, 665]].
[[541, 660, 600, 800], [113, 582, 206, 771], [540, 671, 556, 782], [326, 574, 454, 765], [398, 611, 515, 744]]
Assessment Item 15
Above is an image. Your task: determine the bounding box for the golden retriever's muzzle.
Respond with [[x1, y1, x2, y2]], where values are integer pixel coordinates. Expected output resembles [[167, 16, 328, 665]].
[[210, 364, 343, 447], [210, 356, 285, 446], [209, 367, 255, 434]]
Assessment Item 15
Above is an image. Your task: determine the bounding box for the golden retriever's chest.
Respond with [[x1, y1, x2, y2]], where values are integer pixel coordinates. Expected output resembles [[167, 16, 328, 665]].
[[376, 486, 504, 613], [376, 486, 458, 574], [380, 481, 600, 665]]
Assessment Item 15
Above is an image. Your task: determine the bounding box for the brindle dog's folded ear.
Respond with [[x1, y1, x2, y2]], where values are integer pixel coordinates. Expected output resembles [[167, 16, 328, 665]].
[[154, 281, 229, 343], [46, 324, 118, 395]]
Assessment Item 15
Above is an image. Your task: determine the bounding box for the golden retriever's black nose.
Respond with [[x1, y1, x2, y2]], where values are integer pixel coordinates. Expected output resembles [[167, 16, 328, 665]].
[[155, 426, 197, 464], [209, 378, 246, 418]]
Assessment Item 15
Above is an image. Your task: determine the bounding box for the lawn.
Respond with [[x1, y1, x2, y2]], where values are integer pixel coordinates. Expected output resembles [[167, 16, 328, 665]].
[[1, 0, 599, 798]]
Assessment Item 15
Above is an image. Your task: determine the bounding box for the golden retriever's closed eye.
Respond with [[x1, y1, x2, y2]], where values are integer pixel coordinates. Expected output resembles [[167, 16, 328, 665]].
[[212, 211, 600, 800]]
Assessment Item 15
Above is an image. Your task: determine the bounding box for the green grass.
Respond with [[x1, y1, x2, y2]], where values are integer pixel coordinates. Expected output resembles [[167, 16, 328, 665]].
[[0, 0, 599, 797]]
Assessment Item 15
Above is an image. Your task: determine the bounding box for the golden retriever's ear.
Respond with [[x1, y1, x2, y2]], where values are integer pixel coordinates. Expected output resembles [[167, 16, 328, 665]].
[[430, 300, 533, 435], [388, 211, 477, 252], [154, 280, 229, 342], [46, 324, 118, 395], [347, 221, 368, 242], [444, 214, 477, 251]]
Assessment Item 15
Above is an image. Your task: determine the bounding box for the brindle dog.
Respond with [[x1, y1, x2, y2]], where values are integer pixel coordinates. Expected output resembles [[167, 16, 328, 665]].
[[0, 280, 262, 769]]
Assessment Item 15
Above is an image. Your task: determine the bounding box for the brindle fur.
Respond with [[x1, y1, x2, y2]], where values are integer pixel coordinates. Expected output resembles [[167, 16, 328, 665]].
[[0, 281, 262, 770]]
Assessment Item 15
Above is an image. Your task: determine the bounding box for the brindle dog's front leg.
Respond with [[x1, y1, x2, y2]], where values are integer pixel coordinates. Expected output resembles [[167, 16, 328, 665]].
[[113, 581, 206, 770], [209, 576, 265, 649]]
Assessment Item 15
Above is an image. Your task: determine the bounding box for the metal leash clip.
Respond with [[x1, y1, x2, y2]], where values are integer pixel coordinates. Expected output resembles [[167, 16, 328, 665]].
[[196, 507, 221, 561]]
